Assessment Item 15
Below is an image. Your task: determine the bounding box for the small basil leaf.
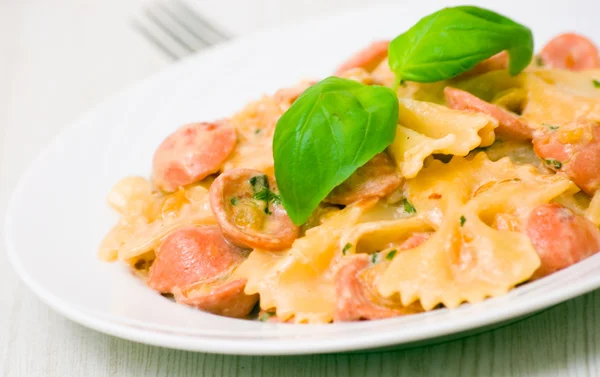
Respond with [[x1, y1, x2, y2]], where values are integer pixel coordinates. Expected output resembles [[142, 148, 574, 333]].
[[273, 77, 398, 225], [388, 6, 533, 83]]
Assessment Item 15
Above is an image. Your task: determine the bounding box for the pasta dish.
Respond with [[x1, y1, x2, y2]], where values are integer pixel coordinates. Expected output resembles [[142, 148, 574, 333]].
[[99, 7, 600, 323]]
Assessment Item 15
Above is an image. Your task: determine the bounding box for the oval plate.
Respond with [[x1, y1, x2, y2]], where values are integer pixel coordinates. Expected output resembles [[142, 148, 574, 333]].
[[5, 0, 600, 355]]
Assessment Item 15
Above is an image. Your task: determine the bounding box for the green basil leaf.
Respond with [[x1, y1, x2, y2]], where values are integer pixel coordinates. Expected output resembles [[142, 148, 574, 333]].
[[273, 77, 398, 225], [388, 6, 533, 83]]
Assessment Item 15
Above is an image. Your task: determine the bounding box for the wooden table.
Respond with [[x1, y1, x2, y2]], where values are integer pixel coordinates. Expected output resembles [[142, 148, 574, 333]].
[[1, 1, 599, 376]]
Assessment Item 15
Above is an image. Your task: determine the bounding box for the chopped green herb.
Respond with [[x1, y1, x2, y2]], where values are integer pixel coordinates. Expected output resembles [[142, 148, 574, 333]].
[[259, 312, 275, 322], [371, 253, 379, 264], [536, 56, 544, 66], [230, 197, 239, 206], [543, 123, 559, 131], [249, 174, 280, 214], [386, 250, 397, 260], [460, 215, 466, 227], [342, 243, 352, 255], [403, 198, 416, 214], [593, 79, 600, 88], [545, 159, 563, 169], [255, 128, 262, 134]]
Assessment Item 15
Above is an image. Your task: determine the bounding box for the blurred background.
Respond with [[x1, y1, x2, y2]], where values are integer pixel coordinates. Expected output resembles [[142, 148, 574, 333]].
[[1, 1, 600, 376]]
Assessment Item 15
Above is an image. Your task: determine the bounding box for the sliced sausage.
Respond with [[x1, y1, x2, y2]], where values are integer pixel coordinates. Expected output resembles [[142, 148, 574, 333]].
[[334, 232, 429, 322], [539, 33, 600, 71], [147, 225, 247, 293], [533, 118, 600, 194], [273, 81, 315, 110], [325, 153, 401, 205], [175, 279, 258, 318], [209, 168, 299, 250], [152, 121, 237, 192], [444, 87, 533, 141], [465, 51, 508, 76], [334, 40, 390, 76], [527, 204, 600, 279], [334, 255, 406, 322]]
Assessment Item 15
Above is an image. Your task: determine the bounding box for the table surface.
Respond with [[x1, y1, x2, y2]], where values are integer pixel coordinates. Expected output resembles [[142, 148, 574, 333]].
[[1, 1, 600, 376]]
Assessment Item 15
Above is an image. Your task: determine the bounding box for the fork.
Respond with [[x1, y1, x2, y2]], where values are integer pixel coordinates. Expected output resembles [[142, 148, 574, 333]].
[[133, 0, 232, 60]]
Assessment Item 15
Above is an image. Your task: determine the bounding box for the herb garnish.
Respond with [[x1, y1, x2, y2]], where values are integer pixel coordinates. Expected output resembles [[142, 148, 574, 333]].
[[460, 215, 466, 227], [386, 250, 397, 260], [543, 123, 559, 131], [371, 253, 379, 264], [273, 77, 398, 225], [230, 197, 239, 206], [388, 6, 533, 84], [259, 312, 275, 322], [593, 79, 600, 88], [342, 243, 352, 255], [545, 159, 563, 169], [403, 199, 417, 214], [536, 56, 544, 66], [250, 175, 281, 214]]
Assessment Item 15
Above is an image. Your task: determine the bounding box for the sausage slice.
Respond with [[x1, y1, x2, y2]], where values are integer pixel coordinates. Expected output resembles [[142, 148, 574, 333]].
[[539, 33, 600, 71], [527, 204, 600, 279], [334, 40, 390, 76], [445, 87, 533, 141], [152, 121, 237, 192], [210, 168, 299, 250]]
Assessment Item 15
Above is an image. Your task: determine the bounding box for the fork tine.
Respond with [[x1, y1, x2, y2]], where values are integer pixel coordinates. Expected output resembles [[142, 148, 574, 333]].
[[132, 15, 189, 60], [144, 5, 205, 53], [169, 0, 231, 44]]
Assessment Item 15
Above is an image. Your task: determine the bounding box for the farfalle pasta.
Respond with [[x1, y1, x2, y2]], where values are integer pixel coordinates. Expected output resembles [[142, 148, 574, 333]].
[[100, 28, 600, 323]]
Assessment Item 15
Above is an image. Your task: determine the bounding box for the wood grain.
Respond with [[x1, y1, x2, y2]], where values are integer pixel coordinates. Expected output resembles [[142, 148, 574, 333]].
[[1, 1, 600, 376]]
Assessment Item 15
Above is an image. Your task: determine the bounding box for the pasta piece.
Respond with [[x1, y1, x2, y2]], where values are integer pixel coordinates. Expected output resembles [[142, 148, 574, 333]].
[[235, 199, 376, 323], [340, 216, 433, 255], [586, 192, 600, 226], [388, 99, 497, 178], [533, 118, 600, 194], [377, 153, 577, 310], [222, 96, 285, 173], [532, 69, 600, 98], [521, 74, 600, 128]]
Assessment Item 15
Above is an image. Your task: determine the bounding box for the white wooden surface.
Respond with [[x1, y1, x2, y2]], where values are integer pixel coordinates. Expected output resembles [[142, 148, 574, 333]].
[[1, 1, 600, 376]]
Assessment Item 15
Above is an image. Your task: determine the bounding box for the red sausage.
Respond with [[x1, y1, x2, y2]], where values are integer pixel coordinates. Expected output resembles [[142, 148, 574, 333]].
[[466, 51, 508, 76], [334, 232, 429, 322], [527, 204, 600, 279], [445, 87, 533, 141], [539, 33, 600, 71], [325, 153, 401, 205], [334, 255, 405, 322], [175, 279, 258, 318], [152, 121, 237, 192], [210, 168, 299, 250], [334, 40, 390, 76], [533, 119, 600, 195], [147, 225, 247, 293]]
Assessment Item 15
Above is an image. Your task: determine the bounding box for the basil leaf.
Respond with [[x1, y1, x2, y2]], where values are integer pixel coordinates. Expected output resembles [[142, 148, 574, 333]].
[[388, 6, 533, 83], [273, 77, 398, 225]]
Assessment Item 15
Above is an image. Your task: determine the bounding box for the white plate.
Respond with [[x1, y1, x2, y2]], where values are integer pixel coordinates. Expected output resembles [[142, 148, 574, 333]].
[[5, 0, 600, 356]]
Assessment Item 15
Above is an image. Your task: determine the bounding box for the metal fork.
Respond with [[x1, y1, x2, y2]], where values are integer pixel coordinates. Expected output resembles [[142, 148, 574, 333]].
[[133, 0, 231, 60]]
